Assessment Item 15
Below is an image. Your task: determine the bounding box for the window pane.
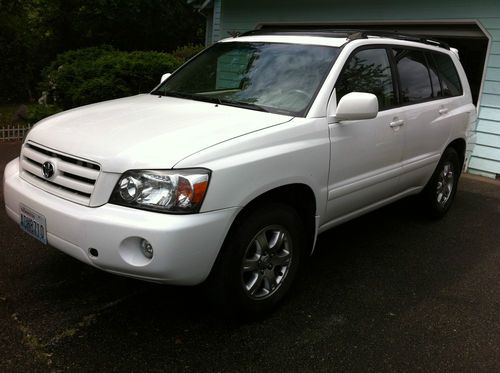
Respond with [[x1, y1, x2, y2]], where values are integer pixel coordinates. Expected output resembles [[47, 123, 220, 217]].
[[394, 49, 432, 103], [433, 52, 463, 97], [426, 53, 442, 98], [336, 48, 395, 110], [161, 42, 339, 116], [216, 49, 253, 90]]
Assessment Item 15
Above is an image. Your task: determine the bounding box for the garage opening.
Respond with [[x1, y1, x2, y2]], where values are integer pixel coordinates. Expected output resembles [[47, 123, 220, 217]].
[[259, 23, 489, 106]]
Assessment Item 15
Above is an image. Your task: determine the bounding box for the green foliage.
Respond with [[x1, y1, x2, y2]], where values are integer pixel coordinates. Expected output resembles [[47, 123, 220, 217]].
[[0, 103, 61, 126], [0, 104, 22, 126], [28, 104, 62, 124], [51, 0, 204, 52], [171, 44, 205, 62], [41, 47, 183, 109], [0, 0, 204, 103], [0, 1, 35, 102]]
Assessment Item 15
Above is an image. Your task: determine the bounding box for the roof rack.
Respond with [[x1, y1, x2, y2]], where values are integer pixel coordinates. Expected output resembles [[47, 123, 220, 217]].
[[240, 29, 353, 38], [347, 30, 450, 50], [238, 29, 450, 50]]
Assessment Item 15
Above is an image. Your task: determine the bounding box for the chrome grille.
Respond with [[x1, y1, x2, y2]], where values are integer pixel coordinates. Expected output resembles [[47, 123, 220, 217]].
[[20, 142, 101, 205]]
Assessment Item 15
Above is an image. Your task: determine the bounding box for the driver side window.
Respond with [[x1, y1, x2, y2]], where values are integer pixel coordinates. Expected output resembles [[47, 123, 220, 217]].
[[336, 48, 396, 110]]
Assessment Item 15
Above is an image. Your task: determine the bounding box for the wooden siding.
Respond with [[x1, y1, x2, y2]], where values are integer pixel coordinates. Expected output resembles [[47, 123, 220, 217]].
[[220, 1, 500, 35], [211, 0, 222, 43], [216, 1, 500, 177], [470, 19, 500, 178]]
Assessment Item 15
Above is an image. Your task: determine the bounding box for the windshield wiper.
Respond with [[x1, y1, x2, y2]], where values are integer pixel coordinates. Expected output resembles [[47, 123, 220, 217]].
[[153, 90, 219, 104], [157, 91, 197, 100], [217, 98, 269, 113], [153, 91, 268, 113]]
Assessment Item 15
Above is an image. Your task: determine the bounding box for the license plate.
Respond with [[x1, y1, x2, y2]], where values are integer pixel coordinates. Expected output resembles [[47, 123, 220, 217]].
[[20, 204, 47, 245]]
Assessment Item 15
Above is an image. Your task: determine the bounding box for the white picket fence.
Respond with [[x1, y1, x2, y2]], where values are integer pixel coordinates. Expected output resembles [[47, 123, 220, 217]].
[[0, 124, 31, 142]]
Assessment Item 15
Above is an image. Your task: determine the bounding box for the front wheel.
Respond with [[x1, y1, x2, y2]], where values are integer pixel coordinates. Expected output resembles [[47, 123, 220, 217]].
[[420, 147, 461, 218], [206, 203, 306, 317]]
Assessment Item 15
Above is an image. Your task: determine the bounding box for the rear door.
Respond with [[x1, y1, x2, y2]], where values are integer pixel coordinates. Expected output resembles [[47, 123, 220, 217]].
[[392, 47, 464, 190]]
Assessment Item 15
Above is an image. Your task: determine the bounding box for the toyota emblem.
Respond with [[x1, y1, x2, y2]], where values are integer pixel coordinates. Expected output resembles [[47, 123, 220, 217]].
[[42, 161, 55, 179]]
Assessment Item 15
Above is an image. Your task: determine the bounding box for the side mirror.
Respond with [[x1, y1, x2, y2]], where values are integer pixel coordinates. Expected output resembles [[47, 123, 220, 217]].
[[160, 73, 172, 83], [335, 92, 379, 121]]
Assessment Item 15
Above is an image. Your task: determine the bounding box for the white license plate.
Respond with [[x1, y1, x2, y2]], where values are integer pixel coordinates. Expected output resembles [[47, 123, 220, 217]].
[[20, 204, 47, 245]]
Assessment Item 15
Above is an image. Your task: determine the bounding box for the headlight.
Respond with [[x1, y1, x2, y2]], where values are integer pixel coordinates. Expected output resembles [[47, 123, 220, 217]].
[[109, 169, 210, 213]]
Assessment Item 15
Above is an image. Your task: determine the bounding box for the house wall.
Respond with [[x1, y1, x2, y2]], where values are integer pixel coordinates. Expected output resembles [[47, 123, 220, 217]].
[[218, 0, 500, 178], [211, 0, 222, 43]]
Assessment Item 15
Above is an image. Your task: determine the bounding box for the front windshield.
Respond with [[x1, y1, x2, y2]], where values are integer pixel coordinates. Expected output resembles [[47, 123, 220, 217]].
[[152, 42, 339, 116]]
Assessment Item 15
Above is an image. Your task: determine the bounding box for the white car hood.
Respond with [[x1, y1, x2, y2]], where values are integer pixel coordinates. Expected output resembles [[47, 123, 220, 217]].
[[27, 94, 293, 172]]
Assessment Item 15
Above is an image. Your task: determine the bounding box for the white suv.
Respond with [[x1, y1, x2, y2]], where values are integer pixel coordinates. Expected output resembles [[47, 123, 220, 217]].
[[3, 30, 476, 315]]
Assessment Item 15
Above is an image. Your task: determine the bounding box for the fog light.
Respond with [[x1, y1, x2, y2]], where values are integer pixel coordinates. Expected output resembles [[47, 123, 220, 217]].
[[140, 239, 154, 259]]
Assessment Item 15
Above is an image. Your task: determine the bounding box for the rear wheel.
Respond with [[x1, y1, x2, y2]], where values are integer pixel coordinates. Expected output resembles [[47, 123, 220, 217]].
[[420, 147, 461, 218], [207, 203, 305, 317]]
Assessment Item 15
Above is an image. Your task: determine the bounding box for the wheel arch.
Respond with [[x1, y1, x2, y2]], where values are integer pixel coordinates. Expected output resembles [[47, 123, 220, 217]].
[[447, 137, 466, 170], [221, 183, 318, 260]]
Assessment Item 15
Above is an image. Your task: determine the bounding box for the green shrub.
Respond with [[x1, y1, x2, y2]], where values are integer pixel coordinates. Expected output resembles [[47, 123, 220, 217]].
[[41, 46, 182, 110], [28, 104, 63, 124]]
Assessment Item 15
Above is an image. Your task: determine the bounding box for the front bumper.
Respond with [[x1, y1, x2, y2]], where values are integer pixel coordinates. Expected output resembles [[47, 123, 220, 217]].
[[3, 158, 238, 285]]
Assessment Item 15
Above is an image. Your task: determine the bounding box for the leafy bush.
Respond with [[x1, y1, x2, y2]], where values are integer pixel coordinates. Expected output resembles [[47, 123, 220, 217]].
[[41, 46, 182, 109], [28, 104, 62, 124], [0, 0, 204, 102]]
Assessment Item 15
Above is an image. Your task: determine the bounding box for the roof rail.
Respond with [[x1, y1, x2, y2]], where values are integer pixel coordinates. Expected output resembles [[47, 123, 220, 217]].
[[347, 30, 450, 50], [239, 29, 353, 38], [238, 28, 450, 50]]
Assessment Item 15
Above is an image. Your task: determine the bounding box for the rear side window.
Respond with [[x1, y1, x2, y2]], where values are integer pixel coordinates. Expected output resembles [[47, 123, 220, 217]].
[[335, 48, 396, 110], [393, 48, 433, 103], [432, 53, 463, 97], [426, 53, 442, 97]]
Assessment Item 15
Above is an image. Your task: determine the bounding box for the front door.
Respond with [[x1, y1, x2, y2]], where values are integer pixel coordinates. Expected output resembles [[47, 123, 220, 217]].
[[325, 47, 404, 223]]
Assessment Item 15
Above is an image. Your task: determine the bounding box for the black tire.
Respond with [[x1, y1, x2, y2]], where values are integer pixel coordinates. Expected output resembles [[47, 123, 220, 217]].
[[420, 147, 461, 218], [206, 203, 306, 318]]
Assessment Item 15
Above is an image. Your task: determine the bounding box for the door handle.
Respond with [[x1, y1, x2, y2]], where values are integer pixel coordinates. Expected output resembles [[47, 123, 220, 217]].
[[389, 119, 404, 128], [439, 107, 449, 115]]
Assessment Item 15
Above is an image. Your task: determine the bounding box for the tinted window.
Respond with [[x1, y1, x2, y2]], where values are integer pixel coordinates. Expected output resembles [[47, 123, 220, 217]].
[[432, 52, 463, 97], [393, 48, 432, 103], [336, 48, 395, 110], [426, 53, 442, 98], [155, 42, 339, 117]]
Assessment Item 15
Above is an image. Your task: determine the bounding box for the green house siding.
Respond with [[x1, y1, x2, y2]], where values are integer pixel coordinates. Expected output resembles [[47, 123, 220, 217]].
[[470, 18, 500, 178], [216, 0, 500, 178], [211, 0, 222, 43]]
